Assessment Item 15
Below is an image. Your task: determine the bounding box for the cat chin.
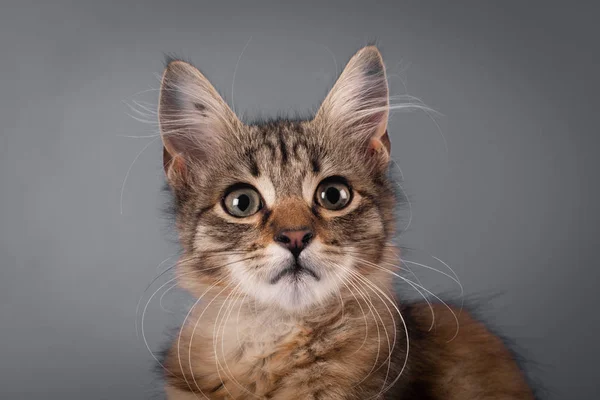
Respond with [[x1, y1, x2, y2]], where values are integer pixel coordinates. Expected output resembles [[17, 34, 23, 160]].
[[228, 242, 351, 313], [271, 277, 329, 312], [238, 273, 334, 313]]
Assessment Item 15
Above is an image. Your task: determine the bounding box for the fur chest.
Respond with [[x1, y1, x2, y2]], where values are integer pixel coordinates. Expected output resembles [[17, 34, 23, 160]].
[[165, 303, 395, 399]]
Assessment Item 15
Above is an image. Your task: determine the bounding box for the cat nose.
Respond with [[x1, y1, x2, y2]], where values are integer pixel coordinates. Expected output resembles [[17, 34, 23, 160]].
[[274, 229, 314, 257]]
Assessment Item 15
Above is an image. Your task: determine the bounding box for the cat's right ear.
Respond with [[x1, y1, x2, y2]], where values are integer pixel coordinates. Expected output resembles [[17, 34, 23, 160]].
[[314, 46, 391, 166], [158, 60, 240, 186]]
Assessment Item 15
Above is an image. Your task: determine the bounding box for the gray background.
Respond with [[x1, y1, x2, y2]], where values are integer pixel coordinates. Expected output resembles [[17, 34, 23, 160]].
[[1, 0, 598, 398]]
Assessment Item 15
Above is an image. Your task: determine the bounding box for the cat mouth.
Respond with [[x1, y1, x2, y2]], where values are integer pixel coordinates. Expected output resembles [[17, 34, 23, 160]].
[[269, 262, 320, 284]]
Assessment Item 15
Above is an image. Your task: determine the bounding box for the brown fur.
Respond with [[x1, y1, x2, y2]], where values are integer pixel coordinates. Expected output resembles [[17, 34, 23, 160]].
[[163, 265, 400, 399], [156, 46, 535, 399], [396, 303, 535, 399]]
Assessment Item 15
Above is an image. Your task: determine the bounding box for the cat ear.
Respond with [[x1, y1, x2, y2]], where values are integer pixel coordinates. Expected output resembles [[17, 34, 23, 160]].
[[158, 60, 241, 184], [314, 46, 391, 159]]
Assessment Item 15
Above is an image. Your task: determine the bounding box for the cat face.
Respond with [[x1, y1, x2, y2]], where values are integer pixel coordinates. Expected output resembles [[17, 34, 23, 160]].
[[159, 46, 396, 312]]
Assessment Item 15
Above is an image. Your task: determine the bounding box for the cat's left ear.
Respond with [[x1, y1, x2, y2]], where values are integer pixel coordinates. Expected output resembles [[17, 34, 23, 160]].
[[158, 59, 241, 186], [314, 46, 390, 161]]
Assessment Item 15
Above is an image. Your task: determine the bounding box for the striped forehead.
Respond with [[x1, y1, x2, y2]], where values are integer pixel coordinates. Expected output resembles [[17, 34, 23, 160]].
[[244, 123, 321, 201]]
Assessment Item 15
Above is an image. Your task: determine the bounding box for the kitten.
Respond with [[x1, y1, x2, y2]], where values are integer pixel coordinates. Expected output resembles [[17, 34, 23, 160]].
[[156, 46, 535, 399]]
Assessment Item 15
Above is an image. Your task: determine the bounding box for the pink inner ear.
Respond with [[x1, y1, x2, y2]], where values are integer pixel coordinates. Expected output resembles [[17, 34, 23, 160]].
[[368, 138, 384, 156], [163, 148, 188, 185], [163, 146, 173, 172], [380, 129, 391, 154], [368, 130, 391, 156]]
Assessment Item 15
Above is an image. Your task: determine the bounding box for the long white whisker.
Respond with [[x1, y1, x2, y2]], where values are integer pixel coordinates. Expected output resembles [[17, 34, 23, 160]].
[[343, 251, 434, 330], [182, 279, 227, 398], [120, 136, 160, 215], [327, 256, 399, 394], [321, 43, 339, 75], [390, 159, 412, 233], [338, 257, 410, 396], [431, 255, 464, 315], [139, 261, 231, 383], [345, 269, 396, 396], [135, 254, 179, 338], [231, 36, 252, 116], [168, 257, 254, 396], [383, 259, 436, 331], [399, 274, 461, 342], [401, 259, 463, 289], [345, 274, 383, 386], [216, 285, 260, 398], [355, 256, 461, 343], [138, 258, 224, 378], [206, 282, 243, 398], [159, 281, 180, 314], [328, 266, 370, 356]]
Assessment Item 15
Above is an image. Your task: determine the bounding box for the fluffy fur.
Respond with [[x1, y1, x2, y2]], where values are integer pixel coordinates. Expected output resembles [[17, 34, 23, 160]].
[[155, 46, 535, 399]]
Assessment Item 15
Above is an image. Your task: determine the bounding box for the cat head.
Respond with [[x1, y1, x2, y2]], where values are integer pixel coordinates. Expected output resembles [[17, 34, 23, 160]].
[[159, 46, 397, 312]]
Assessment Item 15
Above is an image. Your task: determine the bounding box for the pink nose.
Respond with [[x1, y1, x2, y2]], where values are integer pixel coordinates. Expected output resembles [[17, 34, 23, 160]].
[[274, 229, 314, 257]]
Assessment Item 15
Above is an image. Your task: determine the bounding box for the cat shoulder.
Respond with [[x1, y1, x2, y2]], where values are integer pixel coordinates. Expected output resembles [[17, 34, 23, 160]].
[[401, 301, 538, 399]]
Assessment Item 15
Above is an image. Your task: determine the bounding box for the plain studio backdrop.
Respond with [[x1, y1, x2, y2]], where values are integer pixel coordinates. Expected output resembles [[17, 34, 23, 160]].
[[1, 0, 598, 399]]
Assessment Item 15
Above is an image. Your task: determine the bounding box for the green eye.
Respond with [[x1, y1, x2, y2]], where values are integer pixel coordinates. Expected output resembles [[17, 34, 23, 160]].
[[316, 178, 352, 210], [223, 186, 262, 217]]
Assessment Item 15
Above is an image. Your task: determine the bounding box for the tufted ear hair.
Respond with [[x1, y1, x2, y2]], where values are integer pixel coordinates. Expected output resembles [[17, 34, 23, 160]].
[[314, 46, 390, 160], [158, 60, 241, 185]]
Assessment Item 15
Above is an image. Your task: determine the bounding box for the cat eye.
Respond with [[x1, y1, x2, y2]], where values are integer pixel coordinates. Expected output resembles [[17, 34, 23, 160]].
[[223, 185, 263, 217], [315, 178, 352, 211]]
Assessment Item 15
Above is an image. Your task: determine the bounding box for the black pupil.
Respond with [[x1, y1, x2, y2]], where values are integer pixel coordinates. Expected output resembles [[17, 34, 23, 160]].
[[325, 187, 341, 205], [237, 194, 250, 211]]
